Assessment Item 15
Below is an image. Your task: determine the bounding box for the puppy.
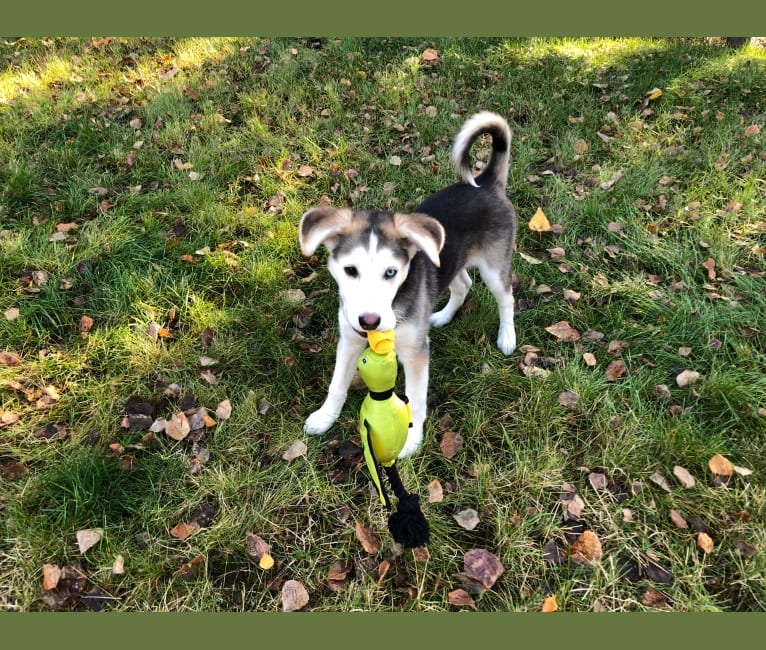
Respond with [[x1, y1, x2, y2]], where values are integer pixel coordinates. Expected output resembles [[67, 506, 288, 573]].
[[298, 111, 517, 457]]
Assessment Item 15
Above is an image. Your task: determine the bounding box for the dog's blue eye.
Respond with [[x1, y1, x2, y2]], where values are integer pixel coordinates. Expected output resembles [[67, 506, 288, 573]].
[[384, 268, 397, 279], [344, 266, 359, 278]]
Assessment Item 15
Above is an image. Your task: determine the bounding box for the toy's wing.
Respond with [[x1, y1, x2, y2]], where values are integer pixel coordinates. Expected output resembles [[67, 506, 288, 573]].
[[361, 419, 390, 508]]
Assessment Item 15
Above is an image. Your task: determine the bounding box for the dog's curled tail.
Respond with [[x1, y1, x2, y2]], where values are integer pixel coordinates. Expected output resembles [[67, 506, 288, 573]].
[[451, 111, 512, 190]]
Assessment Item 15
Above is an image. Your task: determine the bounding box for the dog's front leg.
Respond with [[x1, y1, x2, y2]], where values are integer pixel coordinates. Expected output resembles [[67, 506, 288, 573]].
[[395, 329, 430, 458], [304, 318, 366, 436]]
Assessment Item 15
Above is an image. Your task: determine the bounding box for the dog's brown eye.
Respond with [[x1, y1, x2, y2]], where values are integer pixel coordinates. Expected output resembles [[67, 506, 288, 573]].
[[384, 268, 397, 279], [344, 266, 359, 278]]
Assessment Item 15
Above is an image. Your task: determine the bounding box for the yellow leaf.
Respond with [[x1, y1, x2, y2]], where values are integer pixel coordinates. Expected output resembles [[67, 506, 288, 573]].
[[708, 453, 734, 477], [697, 532, 714, 553], [528, 207, 551, 233], [646, 87, 663, 100], [259, 553, 275, 570], [541, 594, 558, 612]]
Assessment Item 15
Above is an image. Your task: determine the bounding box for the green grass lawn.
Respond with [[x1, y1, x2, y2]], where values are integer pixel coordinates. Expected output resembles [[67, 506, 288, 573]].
[[0, 36, 764, 612]]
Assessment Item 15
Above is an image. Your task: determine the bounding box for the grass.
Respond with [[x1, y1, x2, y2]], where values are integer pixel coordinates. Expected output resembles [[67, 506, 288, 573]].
[[0, 36, 765, 612]]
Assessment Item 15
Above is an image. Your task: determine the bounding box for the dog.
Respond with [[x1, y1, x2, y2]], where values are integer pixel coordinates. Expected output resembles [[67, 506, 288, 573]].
[[298, 111, 517, 458]]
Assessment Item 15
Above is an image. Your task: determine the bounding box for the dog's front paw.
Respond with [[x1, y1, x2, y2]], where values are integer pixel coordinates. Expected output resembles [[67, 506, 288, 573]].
[[304, 408, 339, 436], [397, 426, 424, 459], [497, 326, 517, 356], [429, 309, 453, 328]]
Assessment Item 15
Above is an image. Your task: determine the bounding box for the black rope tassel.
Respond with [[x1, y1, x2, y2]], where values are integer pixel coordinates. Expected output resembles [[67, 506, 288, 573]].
[[383, 464, 430, 548]]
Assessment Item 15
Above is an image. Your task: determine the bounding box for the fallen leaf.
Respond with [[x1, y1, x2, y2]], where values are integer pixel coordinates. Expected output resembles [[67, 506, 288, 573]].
[[673, 465, 696, 489], [282, 580, 309, 612], [528, 207, 551, 233], [600, 170, 624, 190], [463, 549, 505, 589], [669, 510, 688, 529], [607, 340, 629, 355], [743, 124, 760, 137], [199, 369, 218, 385], [582, 352, 597, 367], [297, 165, 314, 177], [734, 541, 757, 558], [573, 138, 588, 155], [642, 588, 668, 608], [697, 532, 714, 554], [558, 391, 580, 409], [0, 351, 21, 365], [282, 439, 307, 462], [112, 555, 125, 575], [646, 87, 663, 100], [708, 454, 734, 477], [733, 464, 753, 477], [173, 555, 204, 580], [518, 251, 544, 265], [427, 479, 444, 503], [76, 528, 103, 553], [42, 563, 62, 591], [448, 589, 477, 610], [355, 521, 380, 555], [198, 355, 218, 367], [569, 530, 603, 564], [246, 533, 274, 569], [650, 471, 673, 493], [454, 508, 481, 531], [215, 399, 232, 420], [0, 412, 20, 428], [4, 307, 20, 321], [588, 472, 608, 490], [440, 429, 463, 460], [165, 412, 191, 441], [541, 594, 558, 612], [605, 359, 627, 380], [79, 315, 94, 337], [702, 258, 716, 280], [545, 320, 580, 342], [170, 521, 200, 540]]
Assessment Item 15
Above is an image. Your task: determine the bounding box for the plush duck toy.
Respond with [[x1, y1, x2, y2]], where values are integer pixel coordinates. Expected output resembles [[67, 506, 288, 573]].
[[358, 329, 429, 548]]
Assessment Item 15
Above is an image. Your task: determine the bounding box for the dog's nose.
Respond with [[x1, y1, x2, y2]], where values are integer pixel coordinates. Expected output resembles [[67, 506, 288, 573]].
[[358, 313, 381, 331]]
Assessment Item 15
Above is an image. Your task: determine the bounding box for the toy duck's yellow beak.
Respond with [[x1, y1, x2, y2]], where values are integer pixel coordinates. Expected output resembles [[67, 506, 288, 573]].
[[367, 329, 395, 355]]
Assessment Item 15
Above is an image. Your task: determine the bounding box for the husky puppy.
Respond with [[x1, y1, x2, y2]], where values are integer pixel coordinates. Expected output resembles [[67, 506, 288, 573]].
[[298, 111, 517, 457]]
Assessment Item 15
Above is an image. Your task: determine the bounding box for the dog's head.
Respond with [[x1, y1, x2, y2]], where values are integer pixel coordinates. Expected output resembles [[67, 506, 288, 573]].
[[299, 205, 445, 333]]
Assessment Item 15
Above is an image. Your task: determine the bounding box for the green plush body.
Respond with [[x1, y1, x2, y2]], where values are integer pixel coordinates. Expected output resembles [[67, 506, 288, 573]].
[[357, 342, 411, 505]]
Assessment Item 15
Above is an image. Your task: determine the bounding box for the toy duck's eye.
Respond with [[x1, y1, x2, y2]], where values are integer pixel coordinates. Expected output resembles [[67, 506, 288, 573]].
[[384, 267, 397, 279], [344, 266, 359, 278], [362, 358, 367, 364]]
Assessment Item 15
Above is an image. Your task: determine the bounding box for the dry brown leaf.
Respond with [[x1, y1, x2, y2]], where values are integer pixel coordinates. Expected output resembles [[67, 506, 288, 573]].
[[165, 412, 191, 441], [676, 369, 700, 388], [454, 508, 481, 531], [440, 429, 463, 460], [355, 521, 380, 555], [607, 340, 629, 355], [669, 509, 688, 529], [582, 352, 597, 367], [642, 587, 668, 608], [4, 307, 20, 321], [697, 532, 714, 554], [427, 478, 444, 503], [282, 439, 307, 463], [605, 359, 627, 380], [743, 124, 761, 137], [327, 561, 350, 582], [702, 257, 716, 280], [558, 391, 580, 409], [541, 594, 558, 612], [569, 530, 603, 564], [708, 453, 735, 477], [650, 471, 673, 493], [528, 207, 551, 233], [588, 472, 608, 491], [76, 528, 103, 553], [281, 579, 309, 612], [573, 138, 588, 155], [246, 533, 274, 569], [448, 589, 477, 610], [112, 555, 125, 575], [0, 351, 22, 365], [170, 521, 200, 540], [42, 563, 62, 591], [733, 464, 753, 477], [215, 399, 232, 420], [420, 48, 440, 63], [545, 320, 580, 342], [463, 549, 505, 589], [673, 465, 696, 489], [1, 411, 20, 428]]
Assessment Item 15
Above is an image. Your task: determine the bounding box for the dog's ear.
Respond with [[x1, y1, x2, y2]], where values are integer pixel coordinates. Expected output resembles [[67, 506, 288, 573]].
[[393, 212, 445, 267], [299, 205, 353, 256]]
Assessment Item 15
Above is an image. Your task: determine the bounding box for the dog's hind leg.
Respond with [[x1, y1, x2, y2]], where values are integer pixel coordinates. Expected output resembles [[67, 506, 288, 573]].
[[429, 269, 472, 328], [476, 260, 516, 355]]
